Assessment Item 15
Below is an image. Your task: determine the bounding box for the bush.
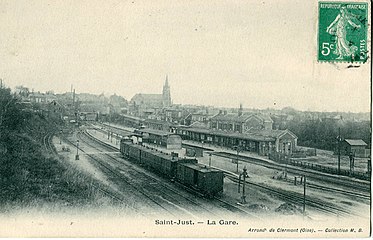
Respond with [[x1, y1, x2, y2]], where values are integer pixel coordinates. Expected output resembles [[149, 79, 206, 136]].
[[0, 89, 112, 211]]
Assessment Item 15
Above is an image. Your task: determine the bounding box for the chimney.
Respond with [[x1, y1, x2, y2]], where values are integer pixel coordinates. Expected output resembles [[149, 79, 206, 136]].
[[238, 103, 243, 116], [73, 89, 75, 106]]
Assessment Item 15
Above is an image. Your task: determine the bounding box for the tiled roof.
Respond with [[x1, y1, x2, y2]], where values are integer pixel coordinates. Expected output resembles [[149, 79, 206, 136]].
[[211, 112, 273, 123], [259, 114, 274, 123], [164, 108, 183, 112], [131, 93, 163, 101], [145, 119, 172, 125], [178, 127, 297, 142], [247, 129, 297, 139], [29, 93, 46, 98], [189, 121, 209, 129], [138, 128, 171, 136], [179, 127, 275, 142], [119, 113, 143, 121], [344, 139, 367, 146]]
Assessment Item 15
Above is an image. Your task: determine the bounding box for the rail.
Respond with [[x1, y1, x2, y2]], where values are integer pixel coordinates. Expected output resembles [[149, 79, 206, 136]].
[[288, 159, 370, 181]]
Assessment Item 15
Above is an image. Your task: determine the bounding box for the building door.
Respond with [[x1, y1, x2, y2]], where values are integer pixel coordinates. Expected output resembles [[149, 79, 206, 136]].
[[193, 170, 198, 185], [283, 142, 291, 154]]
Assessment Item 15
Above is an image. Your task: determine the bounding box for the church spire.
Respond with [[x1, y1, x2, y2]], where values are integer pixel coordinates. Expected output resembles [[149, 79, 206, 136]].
[[162, 75, 171, 107]]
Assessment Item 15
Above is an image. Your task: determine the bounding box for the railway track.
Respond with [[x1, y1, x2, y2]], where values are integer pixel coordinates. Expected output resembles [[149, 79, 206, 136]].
[[94, 123, 133, 137], [89, 183, 142, 212], [91, 184, 126, 203], [42, 133, 140, 211], [212, 151, 371, 194], [42, 132, 57, 154], [82, 126, 367, 218], [81, 131, 225, 217], [305, 182, 369, 200], [82, 129, 261, 218], [224, 173, 352, 217], [63, 134, 177, 216], [265, 173, 370, 200], [91, 125, 370, 197], [101, 123, 134, 133]]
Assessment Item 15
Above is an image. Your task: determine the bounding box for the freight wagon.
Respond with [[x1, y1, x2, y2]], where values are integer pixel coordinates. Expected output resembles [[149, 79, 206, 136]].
[[176, 163, 223, 197], [120, 139, 224, 197]]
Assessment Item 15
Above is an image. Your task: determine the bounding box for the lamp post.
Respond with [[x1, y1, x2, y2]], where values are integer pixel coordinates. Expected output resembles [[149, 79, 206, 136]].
[[209, 153, 212, 167], [238, 166, 248, 204], [201, 140, 204, 157], [75, 140, 79, 160]]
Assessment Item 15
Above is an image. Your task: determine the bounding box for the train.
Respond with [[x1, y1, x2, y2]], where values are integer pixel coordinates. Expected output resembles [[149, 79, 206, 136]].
[[120, 138, 224, 197]]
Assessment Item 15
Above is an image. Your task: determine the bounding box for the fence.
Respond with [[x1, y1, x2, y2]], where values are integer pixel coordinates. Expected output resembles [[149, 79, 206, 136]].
[[269, 152, 370, 181], [289, 159, 370, 180], [291, 148, 317, 158]]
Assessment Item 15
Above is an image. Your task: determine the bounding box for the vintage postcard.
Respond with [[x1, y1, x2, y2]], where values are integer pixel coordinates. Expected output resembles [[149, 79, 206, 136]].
[[0, 0, 371, 238]]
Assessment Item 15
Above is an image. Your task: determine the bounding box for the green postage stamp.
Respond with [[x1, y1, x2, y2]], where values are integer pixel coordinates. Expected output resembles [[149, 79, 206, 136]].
[[318, 2, 368, 63]]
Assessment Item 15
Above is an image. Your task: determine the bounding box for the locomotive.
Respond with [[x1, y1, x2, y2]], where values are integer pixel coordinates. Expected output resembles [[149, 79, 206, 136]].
[[120, 139, 224, 197]]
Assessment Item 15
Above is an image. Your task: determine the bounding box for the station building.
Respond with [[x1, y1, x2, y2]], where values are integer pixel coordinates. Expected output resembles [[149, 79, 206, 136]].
[[121, 102, 298, 156], [210, 108, 274, 133], [341, 139, 370, 158], [144, 119, 172, 132], [137, 128, 182, 150], [174, 126, 297, 156]]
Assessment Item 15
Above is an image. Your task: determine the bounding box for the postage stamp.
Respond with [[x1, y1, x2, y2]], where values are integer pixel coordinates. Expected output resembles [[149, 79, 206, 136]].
[[318, 2, 368, 63]]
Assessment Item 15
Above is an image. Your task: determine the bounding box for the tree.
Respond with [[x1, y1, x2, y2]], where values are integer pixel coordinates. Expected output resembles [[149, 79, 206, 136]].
[[14, 85, 30, 97], [109, 94, 128, 107], [0, 87, 29, 137]]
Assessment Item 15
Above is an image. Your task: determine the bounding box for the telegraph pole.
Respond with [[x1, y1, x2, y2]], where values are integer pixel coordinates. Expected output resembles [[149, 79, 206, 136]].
[[338, 127, 341, 174], [235, 146, 241, 173], [303, 175, 306, 215], [75, 140, 79, 160], [236, 151, 239, 173]]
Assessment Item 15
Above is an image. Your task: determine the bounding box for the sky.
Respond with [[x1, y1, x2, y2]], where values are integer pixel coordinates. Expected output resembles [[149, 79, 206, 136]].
[[0, 0, 371, 112]]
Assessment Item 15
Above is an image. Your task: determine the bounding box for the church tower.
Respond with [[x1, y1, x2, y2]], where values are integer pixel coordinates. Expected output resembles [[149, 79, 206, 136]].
[[162, 75, 172, 107]]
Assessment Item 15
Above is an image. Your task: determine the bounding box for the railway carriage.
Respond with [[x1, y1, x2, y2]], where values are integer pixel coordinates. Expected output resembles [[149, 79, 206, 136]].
[[120, 139, 223, 197]]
